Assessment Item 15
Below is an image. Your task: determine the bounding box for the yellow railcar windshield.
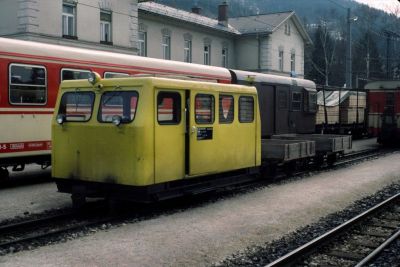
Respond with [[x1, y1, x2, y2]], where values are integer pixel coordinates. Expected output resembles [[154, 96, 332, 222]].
[[98, 91, 139, 123], [58, 91, 95, 122], [57, 88, 140, 125]]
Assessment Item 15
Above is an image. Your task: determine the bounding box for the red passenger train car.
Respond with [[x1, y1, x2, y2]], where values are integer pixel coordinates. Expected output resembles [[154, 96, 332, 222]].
[[0, 37, 232, 178], [365, 80, 400, 144]]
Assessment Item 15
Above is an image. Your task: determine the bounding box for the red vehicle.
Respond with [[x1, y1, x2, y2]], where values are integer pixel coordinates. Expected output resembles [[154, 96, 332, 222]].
[[365, 80, 400, 144], [0, 37, 231, 178]]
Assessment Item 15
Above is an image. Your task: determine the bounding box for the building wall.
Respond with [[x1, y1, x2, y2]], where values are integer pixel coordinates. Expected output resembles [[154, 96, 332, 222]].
[[0, 0, 138, 54], [233, 19, 305, 77], [138, 15, 235, 68], [0, 1, 306, 76], [0, 0, 20, 35], [268, 18, 305, 78], [235, 36, 259, 71]]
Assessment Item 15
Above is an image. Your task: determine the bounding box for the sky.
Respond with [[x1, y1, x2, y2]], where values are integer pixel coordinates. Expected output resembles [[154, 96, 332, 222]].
[[354, 0, 400, 14]]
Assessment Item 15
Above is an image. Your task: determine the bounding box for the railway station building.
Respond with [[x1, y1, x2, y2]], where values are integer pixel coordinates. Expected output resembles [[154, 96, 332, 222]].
[[0, 0, 311, 78]]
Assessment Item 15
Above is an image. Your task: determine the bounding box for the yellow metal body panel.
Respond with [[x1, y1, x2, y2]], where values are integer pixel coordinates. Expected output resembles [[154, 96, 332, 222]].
[[154, 89, 186, 184], [52, 77, 261, 187], [188, 92, 259, 176]]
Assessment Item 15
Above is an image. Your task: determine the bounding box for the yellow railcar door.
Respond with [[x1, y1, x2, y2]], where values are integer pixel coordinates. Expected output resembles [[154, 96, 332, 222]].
[[154, 90, 186, 184], [187, 90, 218, 176]]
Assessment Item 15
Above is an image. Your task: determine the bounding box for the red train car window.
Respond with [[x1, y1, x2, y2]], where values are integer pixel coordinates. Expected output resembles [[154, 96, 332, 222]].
[[9, 64, 47, 105]]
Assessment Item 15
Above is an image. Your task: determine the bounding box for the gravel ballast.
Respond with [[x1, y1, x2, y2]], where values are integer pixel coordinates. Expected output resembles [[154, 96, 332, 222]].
[[0, 152, 399, 267], [217, 183, 400, 266]]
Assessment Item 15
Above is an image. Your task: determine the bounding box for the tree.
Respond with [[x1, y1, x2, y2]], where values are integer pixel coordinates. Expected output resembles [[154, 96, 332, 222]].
[[352, 31, 384, 84], [306, 24, 337, 86]]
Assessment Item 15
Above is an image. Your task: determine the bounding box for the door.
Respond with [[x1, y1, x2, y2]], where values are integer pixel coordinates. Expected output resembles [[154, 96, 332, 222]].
[[187, 91, 217, 176], [275, 86, 290, 134], [154, 90, 186, 184], [289, 86, 302, 133], [258, 83, 275, 137]]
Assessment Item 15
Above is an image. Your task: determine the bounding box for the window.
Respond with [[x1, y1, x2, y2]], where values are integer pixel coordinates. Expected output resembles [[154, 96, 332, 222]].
[[284, 22, 291, 35], [219, 95, 234, 123], [58, 92, 95, 122], [157, 92, 181, 124], [104, 72, 129, 78], [291, 92, 302, 111], [308, 92, 317, 113], [62, 3, 76, 37], [162, 35, 171, 60], [9, 64, 47, 105], [138, 31, 147, 57], [61, 69, 90, 81], [279, 50, 284, 71], [239, 96, 254, 123], [184, 40, 192, 63], [100, 10, 112, 43], [195, 94, 214, 124], [204, 45, 211, 65], [386, 92, 395, 107], [98, 91, 138, 123], [291, 52, 296, 72], [222, 47, 228, 67]]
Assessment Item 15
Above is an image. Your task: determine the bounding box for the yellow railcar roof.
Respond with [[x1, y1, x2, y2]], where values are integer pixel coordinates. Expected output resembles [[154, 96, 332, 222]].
[[60, 77, 257, 94]]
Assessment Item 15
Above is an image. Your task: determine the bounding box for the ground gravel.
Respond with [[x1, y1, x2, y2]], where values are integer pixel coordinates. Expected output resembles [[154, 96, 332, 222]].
[[217, 183, 400, 267], [0, 182, 70, 222], [0, 151, 399, 267]]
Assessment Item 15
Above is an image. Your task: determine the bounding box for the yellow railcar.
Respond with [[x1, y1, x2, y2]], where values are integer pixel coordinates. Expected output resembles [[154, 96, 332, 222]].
[[52, 74, 261, 203]]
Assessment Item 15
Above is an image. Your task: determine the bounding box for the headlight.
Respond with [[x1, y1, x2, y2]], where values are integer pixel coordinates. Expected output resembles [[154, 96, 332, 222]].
[[88, 71, 101, 85], [56, 114, 66, 125], [112, 115, 122, 126]]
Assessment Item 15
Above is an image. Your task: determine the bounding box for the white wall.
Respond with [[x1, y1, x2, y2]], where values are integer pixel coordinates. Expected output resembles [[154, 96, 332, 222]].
[[139, 16, 235, 68], [0, 0, 18, 35], [268, 18, 305, 77], [235, 36, 259, 71], [0, 0, 138, 54]]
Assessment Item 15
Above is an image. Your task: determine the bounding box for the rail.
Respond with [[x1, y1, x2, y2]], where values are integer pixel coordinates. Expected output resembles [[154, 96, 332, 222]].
[[265, 193, 400, 266]]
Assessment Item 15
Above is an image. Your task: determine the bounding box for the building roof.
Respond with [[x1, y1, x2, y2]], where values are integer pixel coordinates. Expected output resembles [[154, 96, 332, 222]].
[[229, 11, 312, 44], [138, 2, 240, 35], [138, 2, 312, 44], [229, 11, 294, 34]]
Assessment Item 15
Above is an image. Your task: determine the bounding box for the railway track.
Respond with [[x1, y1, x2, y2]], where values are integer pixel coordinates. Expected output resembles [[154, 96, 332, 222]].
[[265, 193, 400, 267], [333, 148, 382, 167], [0, 148, 393, 255], [0, 203, 112, 253]]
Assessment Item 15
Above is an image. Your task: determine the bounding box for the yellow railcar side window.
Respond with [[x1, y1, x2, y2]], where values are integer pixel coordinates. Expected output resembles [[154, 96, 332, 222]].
[[98, 91, 138, 123], [239, 96, 254, 123], [219, 95, 234, 124], [157, 92, 181, 125], [195, 94, 214, 124], [58, 92, 95, 122]]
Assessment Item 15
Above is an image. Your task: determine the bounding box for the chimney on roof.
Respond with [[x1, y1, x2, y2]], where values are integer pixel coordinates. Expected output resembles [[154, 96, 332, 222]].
[[218, 1, 228, 27], [191, 6, 202, 15]]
